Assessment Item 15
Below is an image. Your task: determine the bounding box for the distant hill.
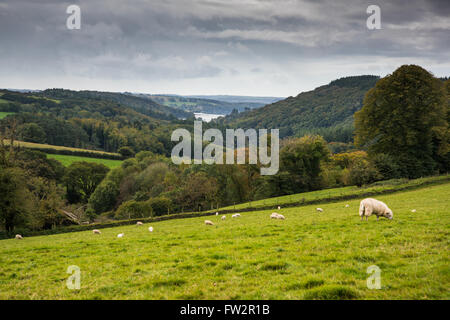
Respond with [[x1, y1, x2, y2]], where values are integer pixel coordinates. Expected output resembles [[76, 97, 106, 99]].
[[218, 75, 380, 142], [0, 89, 193, 156], [130, 94, 273, 115], [186, 95, 284, 105]]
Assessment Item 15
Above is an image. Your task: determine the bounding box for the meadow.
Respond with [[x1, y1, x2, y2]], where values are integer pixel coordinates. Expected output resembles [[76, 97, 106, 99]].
[[214, 175, 450, 211], [2, 140, 121, 157], [0, 182, 448, 300], [46, 154, 123, 168], [0, 112, 15, 119]]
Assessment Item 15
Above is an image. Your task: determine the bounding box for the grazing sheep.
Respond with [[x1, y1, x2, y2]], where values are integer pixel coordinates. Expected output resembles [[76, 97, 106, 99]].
[[271, 213, 285, 220], [221, 215, 226, 220], [15, 234, 23, 240], [205, 220, 214, 226], [345, 204, 350, 208], [316, 208, 324, 213], [278, 206, 281, 210], [359, 198, 393, 221], [411, 209, 417, 213], [216, 212, 219, 216], [232, 214, 241, 218], [148, 226, 154, 232], [117, 233, 124, 238], [137, 221, 143, 225], [92, 229, 101, 234]]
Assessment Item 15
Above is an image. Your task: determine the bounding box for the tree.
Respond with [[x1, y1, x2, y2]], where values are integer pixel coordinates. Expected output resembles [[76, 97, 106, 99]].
[[17, 123, 47, 143], [118, 146, 135, 159], [0, 168, 32, 232], [280, 135, 330, 191], [88, 180, 119, 214], [355, 65, 448, 178], [63, 162, 109, 204]]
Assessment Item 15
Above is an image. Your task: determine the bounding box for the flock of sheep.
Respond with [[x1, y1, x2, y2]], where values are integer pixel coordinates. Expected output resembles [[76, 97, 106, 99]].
[[14, 198, 401, 240]]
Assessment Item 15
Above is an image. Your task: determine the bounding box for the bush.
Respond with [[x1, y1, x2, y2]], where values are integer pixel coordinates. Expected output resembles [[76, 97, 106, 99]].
[[115, 200, 152, 220], [147, 197, 172, 216], [89, 180, 120, 214], [348, 159, 381, 187]]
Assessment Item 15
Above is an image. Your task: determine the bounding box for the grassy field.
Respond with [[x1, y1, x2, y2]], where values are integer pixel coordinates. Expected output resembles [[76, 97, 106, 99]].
[[0, 112, 15, 119], [47, 154, 122, 168], [0, 182, 448, 300], [214, 175, 450, 211], [2, 140, 121, 157]]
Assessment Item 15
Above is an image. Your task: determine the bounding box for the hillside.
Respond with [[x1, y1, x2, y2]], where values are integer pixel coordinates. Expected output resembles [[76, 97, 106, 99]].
[[0, 89, 192, 156], [131, 94, 269, 115], [1, 182, 448, 299], [218, 76, 380, 141]]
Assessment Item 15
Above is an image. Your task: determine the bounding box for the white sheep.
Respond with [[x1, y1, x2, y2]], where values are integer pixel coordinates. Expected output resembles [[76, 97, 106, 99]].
[[136, 221, 143, 225], [359, 198, 393, 221], [216, 212, 219, 216], [117, 233, 124, 238], [345, 204, 350, 208], [15, 234, 23, 240], [92, 229, 101, 234], [148, 226, 154, 232], [411, 209, 417, 213], [278, 206, 281, 210], [271, 213, 285, 220], [232, 214, 241, 218], [316, 208, 324, 212], [221, 215, 226, 220], [205, 220, 214, 226]]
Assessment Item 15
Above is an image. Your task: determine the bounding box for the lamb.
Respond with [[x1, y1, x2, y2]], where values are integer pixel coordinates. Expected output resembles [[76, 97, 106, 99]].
[[92, 229, 101, 234], [221, 215, 226, 220], [148, 226, 154, 232], [205, 220, 214, 226], [15, 234, 23, 240], [316, 208, 324, 212], [359, 198, 393, 221], [136, 221, 143, 225], [117, 233, 124, 238], [232, 214, 241, 218]]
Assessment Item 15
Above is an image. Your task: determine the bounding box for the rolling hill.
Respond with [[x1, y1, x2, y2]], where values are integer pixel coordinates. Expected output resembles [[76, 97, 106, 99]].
[[130, 94, 277, 115], [218, 76, 380, 141]]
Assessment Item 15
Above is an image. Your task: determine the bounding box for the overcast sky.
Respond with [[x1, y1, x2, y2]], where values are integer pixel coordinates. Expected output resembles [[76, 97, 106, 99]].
[[0, 0, 449, 97]]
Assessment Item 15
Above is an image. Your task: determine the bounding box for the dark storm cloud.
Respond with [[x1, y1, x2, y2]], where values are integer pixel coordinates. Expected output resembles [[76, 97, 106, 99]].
[[0, 0, 448, 96]]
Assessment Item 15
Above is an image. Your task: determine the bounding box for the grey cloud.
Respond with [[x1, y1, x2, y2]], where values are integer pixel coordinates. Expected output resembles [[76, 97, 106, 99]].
[[0, 0, 448, 96]]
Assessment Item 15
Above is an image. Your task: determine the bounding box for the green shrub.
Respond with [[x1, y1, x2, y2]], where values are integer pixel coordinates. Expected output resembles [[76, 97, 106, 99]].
[[147, 197, 172, 216], [115, 200, 152, 220]]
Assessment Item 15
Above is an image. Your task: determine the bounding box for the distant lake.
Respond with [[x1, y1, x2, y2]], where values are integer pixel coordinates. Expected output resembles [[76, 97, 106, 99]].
[[194, 113, 225, 122]]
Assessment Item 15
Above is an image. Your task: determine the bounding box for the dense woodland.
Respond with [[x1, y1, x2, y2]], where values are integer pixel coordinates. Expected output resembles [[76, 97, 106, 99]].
[[0, 65, 448, 236]]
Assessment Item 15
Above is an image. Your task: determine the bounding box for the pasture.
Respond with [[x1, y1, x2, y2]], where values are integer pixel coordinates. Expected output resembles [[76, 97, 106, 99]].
[[0, 112, 15, 119], [0, 182, 448, 299], [47, 154, 123, 168]]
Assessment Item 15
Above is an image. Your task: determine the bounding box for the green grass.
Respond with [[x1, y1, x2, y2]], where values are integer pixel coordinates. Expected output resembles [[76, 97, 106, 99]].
[[0, 182, 449, 299], [0, 111, 15, 118], [47, 154, 123, 168], [214, 175, 450, 212], [3, 140, 121, 157]]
